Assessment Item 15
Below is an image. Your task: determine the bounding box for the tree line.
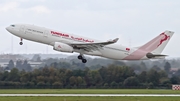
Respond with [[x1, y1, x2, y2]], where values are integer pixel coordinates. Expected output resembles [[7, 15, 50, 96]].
[[0, 62, 180, 89]]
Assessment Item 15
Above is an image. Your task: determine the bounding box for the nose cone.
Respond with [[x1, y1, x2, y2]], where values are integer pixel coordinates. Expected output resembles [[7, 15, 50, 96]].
[[6, 27, 10, 32]]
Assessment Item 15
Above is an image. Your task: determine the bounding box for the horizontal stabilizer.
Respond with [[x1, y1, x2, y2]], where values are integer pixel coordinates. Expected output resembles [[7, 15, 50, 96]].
[[146, 53, 168, 59]]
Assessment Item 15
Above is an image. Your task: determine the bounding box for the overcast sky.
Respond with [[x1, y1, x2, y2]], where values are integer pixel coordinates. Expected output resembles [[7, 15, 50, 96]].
[[0, 0, 180, 58]]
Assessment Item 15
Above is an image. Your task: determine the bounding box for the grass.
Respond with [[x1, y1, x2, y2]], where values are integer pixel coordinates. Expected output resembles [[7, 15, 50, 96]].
[[0, 89, 179, 101], [0, 89, 179, 94], [0, 96, 180, 101]]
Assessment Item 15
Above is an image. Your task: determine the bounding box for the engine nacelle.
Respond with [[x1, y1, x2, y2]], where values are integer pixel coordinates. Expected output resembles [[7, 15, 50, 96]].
[[53, 42, 73, 53], [146, 52, 155, 58]]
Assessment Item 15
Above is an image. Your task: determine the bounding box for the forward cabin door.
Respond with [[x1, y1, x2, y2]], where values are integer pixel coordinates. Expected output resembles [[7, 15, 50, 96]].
[[20, 25, 25, 34], [44, 30, 48, 38]]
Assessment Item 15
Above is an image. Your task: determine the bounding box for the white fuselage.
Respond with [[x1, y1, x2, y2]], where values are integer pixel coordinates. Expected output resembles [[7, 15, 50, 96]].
[[6, 24, 149, 60]]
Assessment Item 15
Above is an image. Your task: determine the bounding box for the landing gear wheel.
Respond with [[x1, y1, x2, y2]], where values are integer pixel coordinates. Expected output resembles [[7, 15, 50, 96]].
[[78, 55, 83, 60], [19, 38, 23, 45], [82, 59, 87, 63], [19, 42, 23, 45]]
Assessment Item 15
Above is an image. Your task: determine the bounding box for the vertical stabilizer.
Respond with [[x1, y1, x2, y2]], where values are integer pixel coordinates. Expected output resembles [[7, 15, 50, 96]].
[[137, 30, 174, 54]]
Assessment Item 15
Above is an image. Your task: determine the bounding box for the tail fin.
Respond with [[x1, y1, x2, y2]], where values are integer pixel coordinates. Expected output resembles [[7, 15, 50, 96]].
[[136, 30, 174, 54]]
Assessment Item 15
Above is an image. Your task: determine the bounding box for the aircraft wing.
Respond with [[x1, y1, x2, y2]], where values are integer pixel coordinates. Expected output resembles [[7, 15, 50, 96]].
[[69, 38, 119, 52]]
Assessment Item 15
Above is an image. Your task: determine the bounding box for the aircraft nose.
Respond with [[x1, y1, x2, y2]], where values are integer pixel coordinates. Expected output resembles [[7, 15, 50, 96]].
[[6, 27, 10, 32]]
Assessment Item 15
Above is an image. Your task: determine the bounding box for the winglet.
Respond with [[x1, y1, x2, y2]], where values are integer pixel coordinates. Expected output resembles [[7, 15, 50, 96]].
[[108, 38, 119, 43], [113, 38, 119, 42]]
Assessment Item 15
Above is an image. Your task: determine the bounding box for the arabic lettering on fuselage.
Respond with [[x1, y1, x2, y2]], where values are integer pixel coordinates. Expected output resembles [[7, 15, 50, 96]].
[[51, 31, 94, 43], [71, 36, 94, 43]]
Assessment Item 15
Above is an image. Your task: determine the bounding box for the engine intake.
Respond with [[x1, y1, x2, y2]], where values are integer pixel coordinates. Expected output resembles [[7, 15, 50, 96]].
[[146, 53, 155, 58]]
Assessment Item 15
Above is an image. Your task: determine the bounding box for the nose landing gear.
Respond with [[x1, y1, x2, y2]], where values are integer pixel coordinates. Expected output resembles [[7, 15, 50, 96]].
[[19, 38, 23, 45]]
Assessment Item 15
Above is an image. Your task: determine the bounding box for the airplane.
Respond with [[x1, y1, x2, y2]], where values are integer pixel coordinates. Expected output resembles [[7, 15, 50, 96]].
[[6, 24, 174, 63]]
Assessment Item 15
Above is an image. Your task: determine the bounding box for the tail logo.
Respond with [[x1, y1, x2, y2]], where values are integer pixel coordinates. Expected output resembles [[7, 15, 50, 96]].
[[157, 33, 170, 47]]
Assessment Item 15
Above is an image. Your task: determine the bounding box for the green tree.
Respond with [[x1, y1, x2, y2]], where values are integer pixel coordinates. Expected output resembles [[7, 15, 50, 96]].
[[170, 76, 180, 84], [103, 83, 109, 88], [22, 60, 32, 72], [147, 69, 160, 86], [52, 82, 63, 86], [16, 60, 23, 70], [113, 61, 126, 66], [37, 76, 45, 82], [138, 71, 147, 83], [37, 82, 46, 86], [123, 76, 140, 86], [105, 65, 135, 84], [69, 76, 76, 86], [7, 68, 19, 81], [140, 61, 147, 71], [110, 81, 118, 88], [64, 69, 73, 85], [20, 72, 30, 83], [91, 70, 102, 86], [98, 66, 108, 83], [164, 62, 171, 74], [7, 60, 14, 70], [159, 70, 168, 78], [76, 76, 84, 86], [84, 71, 93, 86], [152, 65, 161, 72]]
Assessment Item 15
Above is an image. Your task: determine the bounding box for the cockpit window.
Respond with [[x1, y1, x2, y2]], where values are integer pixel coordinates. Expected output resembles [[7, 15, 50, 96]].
[[11, 25, 15, 27]]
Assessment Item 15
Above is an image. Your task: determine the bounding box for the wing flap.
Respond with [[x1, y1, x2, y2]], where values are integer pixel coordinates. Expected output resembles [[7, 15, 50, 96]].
[[71, 38, 119, 45], [70, 38, 119, 51]]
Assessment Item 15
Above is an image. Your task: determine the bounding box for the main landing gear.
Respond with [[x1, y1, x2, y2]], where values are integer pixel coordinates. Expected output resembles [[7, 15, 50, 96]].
[[19, 38, 23, 45], [78, 55, 87, 63]]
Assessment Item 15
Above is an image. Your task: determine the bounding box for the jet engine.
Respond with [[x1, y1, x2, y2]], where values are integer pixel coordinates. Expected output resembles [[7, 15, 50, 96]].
[[146, 52, 155, 58], [53, 42, 73, 53]]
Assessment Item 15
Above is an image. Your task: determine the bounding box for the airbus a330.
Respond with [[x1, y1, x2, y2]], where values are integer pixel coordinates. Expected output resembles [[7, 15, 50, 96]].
[[6, 24, 174, 63]]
